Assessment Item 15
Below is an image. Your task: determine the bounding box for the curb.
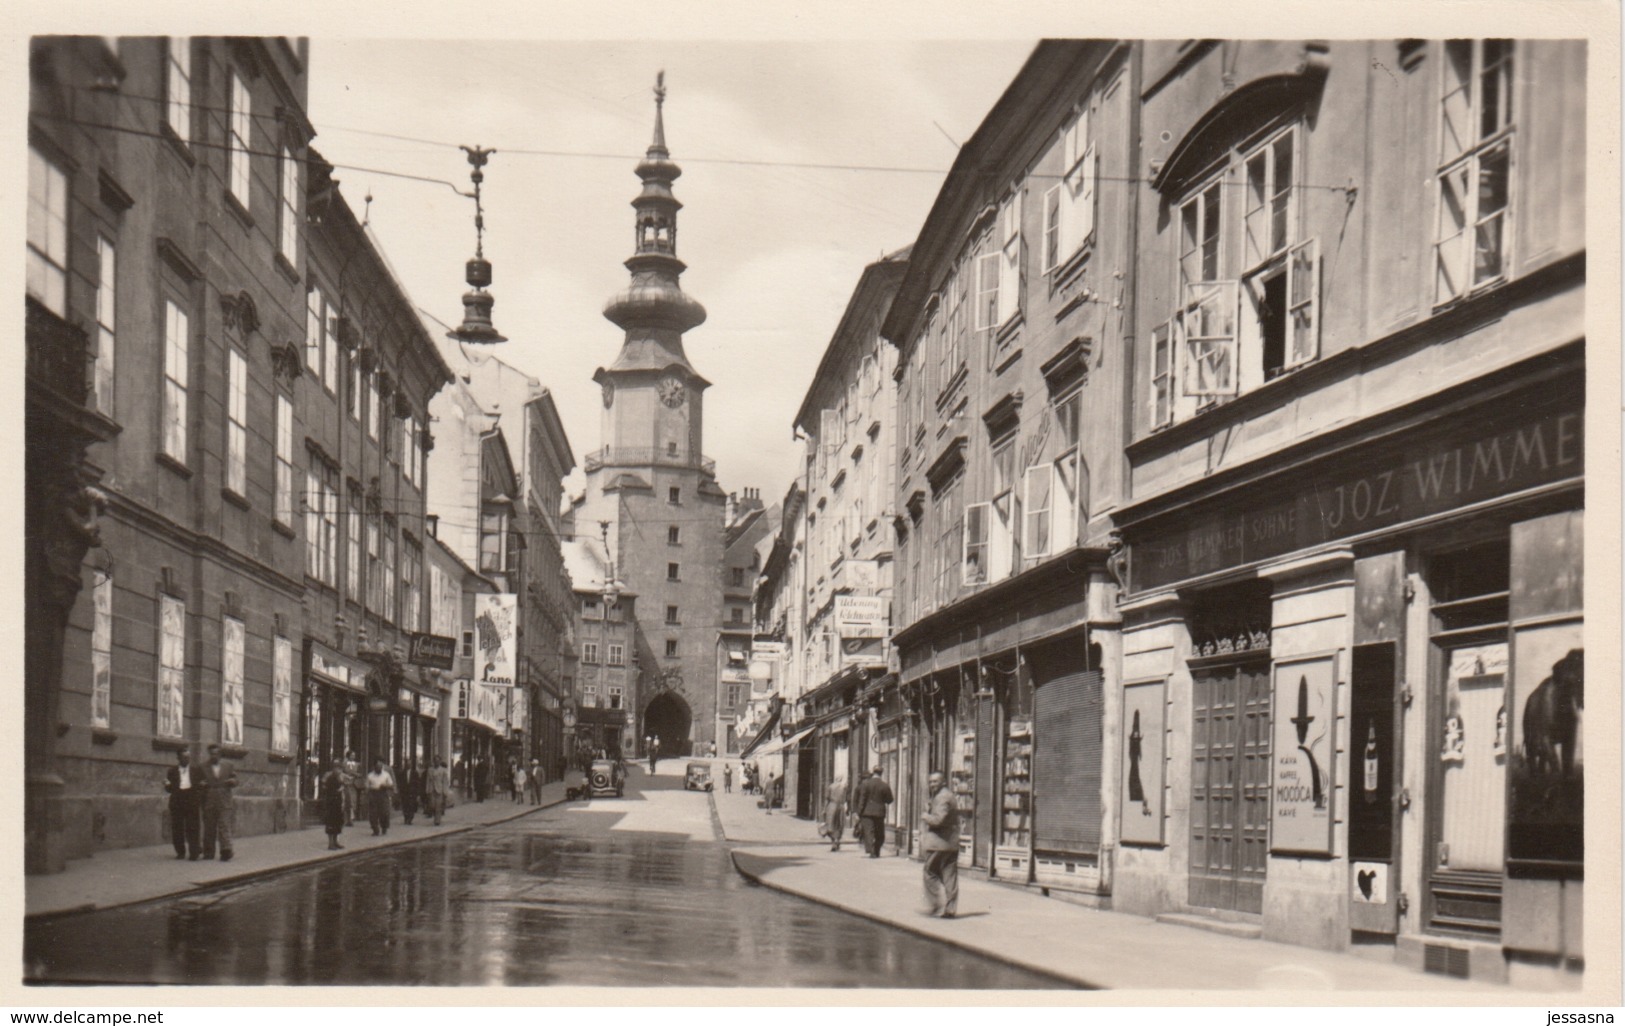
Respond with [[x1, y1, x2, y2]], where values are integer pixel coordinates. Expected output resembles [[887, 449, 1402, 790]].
[[727, 848, 1096, 990], [27, 796, 570, 923]]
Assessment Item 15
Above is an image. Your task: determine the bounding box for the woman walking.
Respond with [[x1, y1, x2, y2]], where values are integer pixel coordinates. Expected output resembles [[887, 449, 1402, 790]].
[[425, 755, 452, 826], [366, 758, 396, 836], [821, 777, 848, 851], [320, 763, 346, 850], [512, 760, 528, 803]]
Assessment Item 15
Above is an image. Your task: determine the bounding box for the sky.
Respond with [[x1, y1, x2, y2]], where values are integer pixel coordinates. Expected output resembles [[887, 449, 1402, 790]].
[[306, 40, 1035, 506]]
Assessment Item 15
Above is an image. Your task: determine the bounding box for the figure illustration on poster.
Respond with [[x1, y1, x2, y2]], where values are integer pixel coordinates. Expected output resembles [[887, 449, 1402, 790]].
[[1290, 675, 1326, 810], [1127, 710, 1148, 814]]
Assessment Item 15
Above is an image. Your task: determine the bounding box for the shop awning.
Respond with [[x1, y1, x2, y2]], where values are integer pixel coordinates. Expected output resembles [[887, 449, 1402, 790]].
[[738, 709, 781, 758], [751, 724, 816, 760]]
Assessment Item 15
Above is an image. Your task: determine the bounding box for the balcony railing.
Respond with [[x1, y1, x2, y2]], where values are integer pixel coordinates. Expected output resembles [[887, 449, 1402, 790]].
[[26, 296, 91, 407], [583, 446, 716, 477]]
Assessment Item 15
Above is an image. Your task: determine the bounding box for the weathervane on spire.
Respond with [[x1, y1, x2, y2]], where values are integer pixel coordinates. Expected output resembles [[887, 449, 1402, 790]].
[[460, 145, 496, 259], [654, 70, 666, 108]]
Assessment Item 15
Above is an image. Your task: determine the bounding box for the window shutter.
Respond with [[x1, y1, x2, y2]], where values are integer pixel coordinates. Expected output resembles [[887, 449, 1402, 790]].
[[998, 193, 1022, 326], [990, 499, 1013, 581], [963, 503, 989, 586], [975, 251, 1000, 330], [1023, 463, 1053, 558], [1033, 664, 1104, 855], [1180, 280, 1240, 397], [1077, 144, 1097, 244], [1052, 454, 1078, 551], [1150, 319, 1174, 428], [1284, 237, 1321, 369], [1042, 185, 1062, 272]]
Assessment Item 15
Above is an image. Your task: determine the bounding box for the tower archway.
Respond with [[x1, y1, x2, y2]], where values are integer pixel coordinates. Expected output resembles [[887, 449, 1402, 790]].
[[643, 691, 693, 758]]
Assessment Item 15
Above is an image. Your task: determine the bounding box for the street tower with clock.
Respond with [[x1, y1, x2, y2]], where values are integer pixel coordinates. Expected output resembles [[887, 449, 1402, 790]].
[[580, 72, 728, 760]]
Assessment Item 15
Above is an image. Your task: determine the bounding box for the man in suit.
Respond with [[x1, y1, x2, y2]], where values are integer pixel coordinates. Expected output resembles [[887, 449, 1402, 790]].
[[164, 747, 203, 860], [921, 771, 959, 918], [854, 766, 895, 858], [200, 743, 238, 861], [398, 758, 423, 825]]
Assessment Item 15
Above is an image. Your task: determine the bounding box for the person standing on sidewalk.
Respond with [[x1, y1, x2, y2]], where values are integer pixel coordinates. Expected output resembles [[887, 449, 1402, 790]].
[[200, 743, 238, 862], [366, 758, 396, 836], [854, 766, 894, 858], [821, 778, 847, 851], [722, 763, 733, 793], [474, 756, 491, 803], [512, 760, 528, 803], [346, 749, 366, 827], [426, 755, 452, 826], [164, 747, 203, 860], [527, 759, 543, 804], [319, 763, 346, 850], [921, 771, 959, 918]]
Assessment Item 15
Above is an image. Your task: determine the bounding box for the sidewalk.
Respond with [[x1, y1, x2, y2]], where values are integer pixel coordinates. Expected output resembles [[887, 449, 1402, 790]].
[[711, 784, 1528, 997], [26, 778, 573, 919]]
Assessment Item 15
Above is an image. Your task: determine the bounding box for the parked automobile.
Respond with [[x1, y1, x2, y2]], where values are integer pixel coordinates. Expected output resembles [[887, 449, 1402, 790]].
[[588, 758, 625, 798], [684, 761, 713, 792]]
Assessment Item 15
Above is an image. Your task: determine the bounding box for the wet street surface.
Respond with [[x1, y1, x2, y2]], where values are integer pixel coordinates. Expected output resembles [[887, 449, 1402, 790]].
[[25, 774, 1070, 988]]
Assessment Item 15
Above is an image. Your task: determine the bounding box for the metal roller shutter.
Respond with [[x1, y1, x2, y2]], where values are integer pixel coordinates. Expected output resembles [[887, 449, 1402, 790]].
[[1034, 666, 1103, 855], [975, 694, 997, 866]]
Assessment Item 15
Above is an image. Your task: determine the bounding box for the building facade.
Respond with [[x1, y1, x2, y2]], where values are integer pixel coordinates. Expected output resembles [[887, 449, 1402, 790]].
[[575, 78, 730, 759], [300, 155, 454, 804], [29, 36, 319, 865], [1114, 40, 1585, 983], [886, 41, 1133, 889], [789, 250, 907, 830]]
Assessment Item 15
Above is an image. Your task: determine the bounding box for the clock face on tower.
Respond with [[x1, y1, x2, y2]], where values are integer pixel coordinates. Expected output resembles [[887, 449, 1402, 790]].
[[601, 381, 615, 408], [658, 374, 685, 408]]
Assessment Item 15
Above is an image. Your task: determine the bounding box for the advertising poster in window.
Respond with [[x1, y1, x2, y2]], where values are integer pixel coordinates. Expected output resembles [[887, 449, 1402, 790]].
[[1271, 654, 1336, 855], [1507, 624, 1583, 869], [1119, 680, 1166, 845], [474, 593, 517, 686]]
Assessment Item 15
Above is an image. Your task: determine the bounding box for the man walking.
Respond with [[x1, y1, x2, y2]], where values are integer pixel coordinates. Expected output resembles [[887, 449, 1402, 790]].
[[722, 763, 733, 793], [200, 743, 238, 862], [164, 747, 202, 860], [854, 766, 894, 858], [398, 758, 423, 825], [921, 771, 959, 918]]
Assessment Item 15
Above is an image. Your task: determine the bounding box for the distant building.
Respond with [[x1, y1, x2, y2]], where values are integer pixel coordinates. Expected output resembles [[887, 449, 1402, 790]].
[[717, 491, 773, 754], [785, 249, 908, 826]]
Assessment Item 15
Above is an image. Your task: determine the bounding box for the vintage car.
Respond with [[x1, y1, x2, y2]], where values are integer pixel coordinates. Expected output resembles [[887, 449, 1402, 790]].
[[684, 761, 714, 792], [587, 758, 625, 798]]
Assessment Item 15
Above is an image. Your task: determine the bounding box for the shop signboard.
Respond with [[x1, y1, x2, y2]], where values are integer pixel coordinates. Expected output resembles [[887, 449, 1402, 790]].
[[1271, 653, 1338, 855], [511, 687, 528, 734], [474, 594, 518, 686], [1119, 680, 1166, 845], [454, 679, 470, 720], [421, 696, 441, 720], [753, 641, 786, 659], [835, 595, 889, 638], [468, 681, 509, 732], [407, 632, 457, 670], [396, 687, 417, 710], [846, 559, 879, 592], [1129, 403, 1583, 592]]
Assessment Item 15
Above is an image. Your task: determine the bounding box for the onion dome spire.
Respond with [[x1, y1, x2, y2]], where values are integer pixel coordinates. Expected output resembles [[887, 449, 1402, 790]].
[[603, 71, 707, 339]]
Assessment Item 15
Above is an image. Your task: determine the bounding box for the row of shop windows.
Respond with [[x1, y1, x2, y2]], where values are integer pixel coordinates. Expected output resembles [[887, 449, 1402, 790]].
[[800, 511, 1581, 953]]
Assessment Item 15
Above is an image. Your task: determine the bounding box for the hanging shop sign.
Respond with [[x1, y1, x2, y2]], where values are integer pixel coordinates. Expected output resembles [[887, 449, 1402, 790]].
[[511, 688, 528, 735], [846, 559, 879, 592], [1271, 653, 1338, 855], [835, 595, 889, 638], [420, 696, 441, 720], [468, 680, 509, 733], [407, 632, 457, 670], [454, 679, 470, 720], [1129, 403, 1583, 592], [474, 594, 518, 686], [1119, 680, 1167, 845], [397, 687, 417, 711]]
